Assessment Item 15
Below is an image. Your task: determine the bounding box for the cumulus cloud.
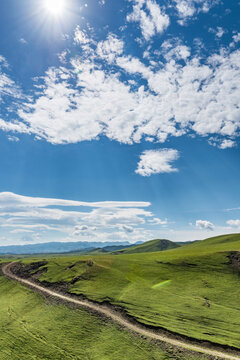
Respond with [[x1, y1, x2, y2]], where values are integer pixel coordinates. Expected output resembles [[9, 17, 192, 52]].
[[232, 32, 240, 43], [127, 0, 170, 40], [196, 220, 215, 231], [209, 27, 226, 39], [19, 38, 27, 44], [121, 225, 134, 233], [162, 43, 191, 61], [0, 35, 237, 149], [136, 149, 179, 176], [226, 219, 240, 228], [73, 225, 97, 236], [208, 137, 236, 149], [149, 217, 168, 225], [174, 0, 219, 24], [0, 24, 239, 155], [74, 26, 90, 44], [218, 139, 236, 149], [97, 34, 124, 63], [174, 0, 195, 21]]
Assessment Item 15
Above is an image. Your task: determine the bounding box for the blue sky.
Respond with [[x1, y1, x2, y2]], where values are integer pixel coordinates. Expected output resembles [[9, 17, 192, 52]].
[[0, 0, 239, 245]]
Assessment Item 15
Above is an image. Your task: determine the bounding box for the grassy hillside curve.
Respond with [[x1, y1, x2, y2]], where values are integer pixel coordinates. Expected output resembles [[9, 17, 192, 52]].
[[113, 239, 180, 254], [0, 260, 208, 360], [21, 233, 240, 349]]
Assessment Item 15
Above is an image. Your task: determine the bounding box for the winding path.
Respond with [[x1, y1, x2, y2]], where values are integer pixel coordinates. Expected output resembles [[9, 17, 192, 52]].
[[2, 262, 240, 360]]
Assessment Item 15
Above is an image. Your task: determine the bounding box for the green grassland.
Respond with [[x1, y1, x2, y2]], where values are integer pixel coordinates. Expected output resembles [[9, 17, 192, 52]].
[[112, 239, 180, 254], [25, 233, 240, 349], [0, 263, 208, 360]]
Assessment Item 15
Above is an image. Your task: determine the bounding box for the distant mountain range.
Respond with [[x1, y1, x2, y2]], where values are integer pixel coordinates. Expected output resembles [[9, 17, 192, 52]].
[[0, 238, 197, 256], [0, 241, 137, 255]]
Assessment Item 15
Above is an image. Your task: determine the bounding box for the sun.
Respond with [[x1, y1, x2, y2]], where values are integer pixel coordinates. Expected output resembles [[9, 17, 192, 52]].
[[43, 0, 65, 16]]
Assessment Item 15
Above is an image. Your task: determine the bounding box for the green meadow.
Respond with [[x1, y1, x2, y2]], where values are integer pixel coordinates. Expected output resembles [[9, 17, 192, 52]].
[[25, 233, 240, 349], [0, 265, 207, 360]]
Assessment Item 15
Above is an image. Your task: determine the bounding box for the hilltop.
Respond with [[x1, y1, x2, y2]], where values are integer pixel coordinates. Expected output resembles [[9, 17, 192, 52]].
[[113, 238, 180, 254]]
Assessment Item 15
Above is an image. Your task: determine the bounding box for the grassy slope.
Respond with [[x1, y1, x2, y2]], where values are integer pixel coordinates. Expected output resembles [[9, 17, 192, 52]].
[[113, 239, 180, 254], [34, 233, 240, 349], [0, 262, 206, 360]]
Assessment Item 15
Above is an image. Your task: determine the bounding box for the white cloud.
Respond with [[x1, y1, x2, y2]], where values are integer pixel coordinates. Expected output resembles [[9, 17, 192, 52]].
[[219, 139, 236, 149], [174, 0, 195, 21], [216, 27, 225, 38], [174, 0, 219, 24], [7, 135, 19, 142], [74, 26, 89, 44], [0, 192, 150, 209], [58, 50, 69, 64], [73, 225, 97, 236], [161, 40, 191, 61], [0, 192, 159, 245], [209, 27, 225, 38], [232, 32, 240, 43], [135, 149, 179, 176], [196, 220, 215, 231], [80, 207, 153, 226], [19, 38, 27, 44], [10, 229, 34, 234], [226, 219, 240, 228], [121, 225, 134, 233], [0, 55, 7, 65], [127, 0, 170, 40], [230, 32, 240, 48], [208, 137, 236, 149], [149, 217, 168, 225], [97, 34, 124, 63], [0, 56, 21, 101], [14, 45, 239, 147], [0, 30, 239, 153]]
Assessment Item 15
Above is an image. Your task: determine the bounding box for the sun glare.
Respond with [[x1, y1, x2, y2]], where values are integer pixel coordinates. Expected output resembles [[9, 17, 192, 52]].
[[44, 0, 65, 16]]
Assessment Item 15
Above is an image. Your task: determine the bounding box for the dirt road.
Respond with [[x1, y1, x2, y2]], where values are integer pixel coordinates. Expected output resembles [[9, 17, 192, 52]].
[[2, 262, 240, 360]]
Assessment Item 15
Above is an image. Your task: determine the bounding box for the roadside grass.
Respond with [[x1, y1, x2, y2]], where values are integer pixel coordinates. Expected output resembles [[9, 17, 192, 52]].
[[29, 233, 240, 349], [0, 268, 207, 360]]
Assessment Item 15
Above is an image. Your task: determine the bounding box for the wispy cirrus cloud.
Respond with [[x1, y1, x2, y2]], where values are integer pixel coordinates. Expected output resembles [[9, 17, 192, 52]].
[[0, 192, 167, 245], [0, 56, 21, 101], [0, 191, 150, 209]]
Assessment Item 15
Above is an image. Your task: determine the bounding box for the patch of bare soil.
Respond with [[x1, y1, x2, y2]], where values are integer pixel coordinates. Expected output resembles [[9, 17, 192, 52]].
[[11, 261, 48, 279], [228, 252, 240, 273]]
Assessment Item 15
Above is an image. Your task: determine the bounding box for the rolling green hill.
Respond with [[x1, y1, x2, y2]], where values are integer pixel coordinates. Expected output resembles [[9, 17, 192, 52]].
[[1, 267, 198, 360], [81, 244, 136, 255], [113, 239, 180, 254], [0, 258, 208, 360], [19, 233, 240, 350]]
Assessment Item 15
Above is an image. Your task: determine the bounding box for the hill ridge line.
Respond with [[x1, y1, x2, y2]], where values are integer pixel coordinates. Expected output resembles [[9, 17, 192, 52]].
[[2, 262, 240, 360]]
